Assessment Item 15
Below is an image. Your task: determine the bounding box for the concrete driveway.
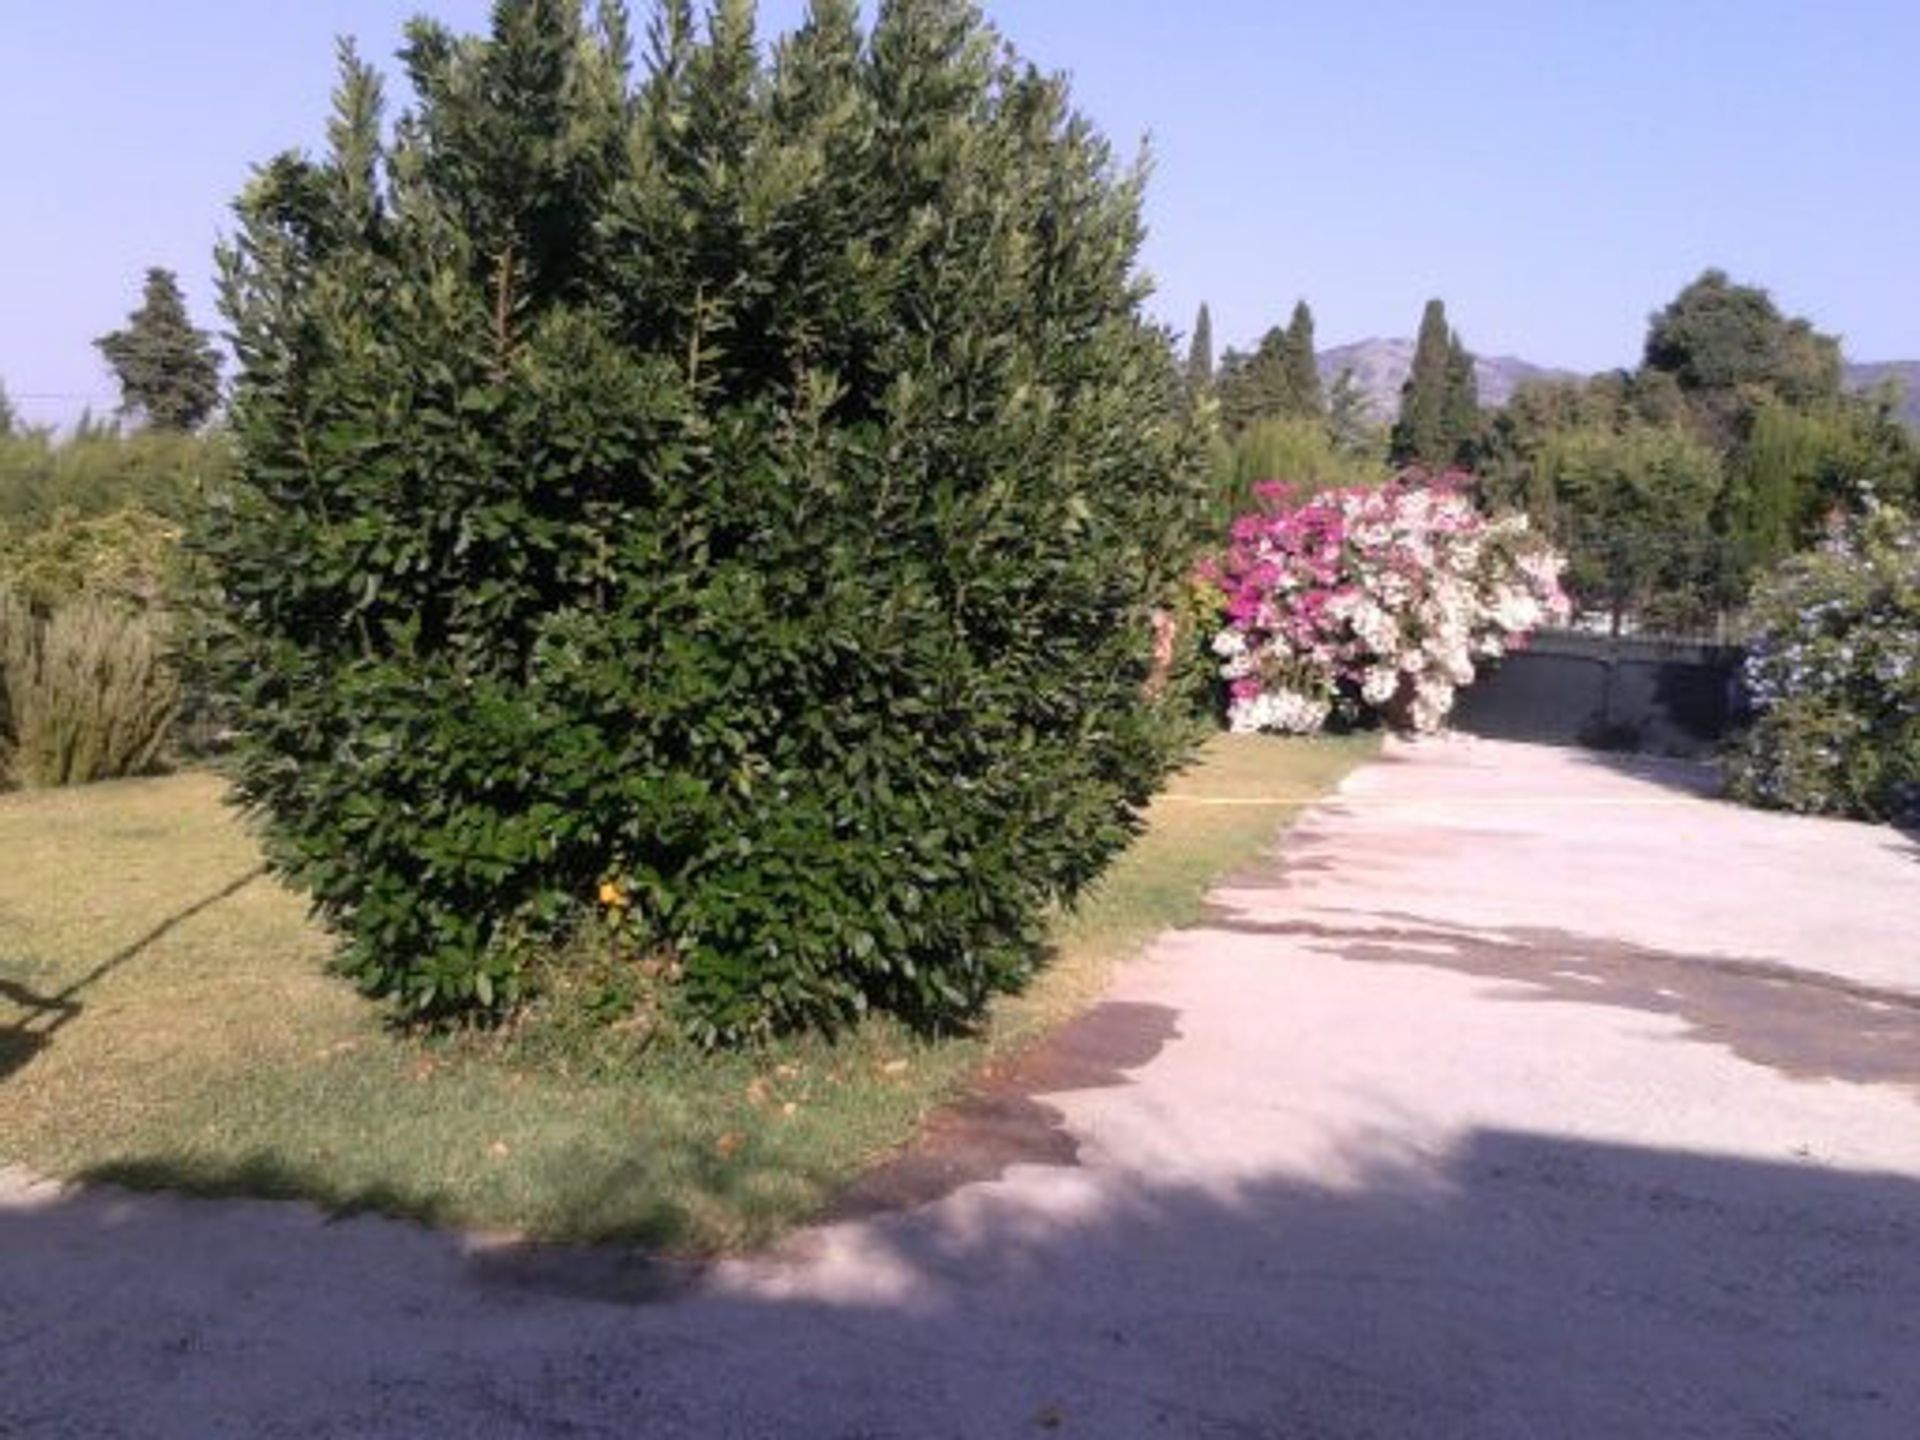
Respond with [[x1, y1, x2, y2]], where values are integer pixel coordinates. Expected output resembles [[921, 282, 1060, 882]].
[[4, 737, 1918, 1438]]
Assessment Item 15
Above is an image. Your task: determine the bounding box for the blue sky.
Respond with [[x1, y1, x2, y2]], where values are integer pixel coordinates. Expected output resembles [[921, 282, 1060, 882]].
[[4, 1, 1916, 427]]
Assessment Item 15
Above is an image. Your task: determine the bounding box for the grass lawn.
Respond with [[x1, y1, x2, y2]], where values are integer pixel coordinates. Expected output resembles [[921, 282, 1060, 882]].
[[0, 733, 1373, 1251]]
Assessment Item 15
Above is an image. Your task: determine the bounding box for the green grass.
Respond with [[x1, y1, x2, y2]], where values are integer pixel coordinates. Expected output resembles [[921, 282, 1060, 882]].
[[0, 733, 1373, 1251]]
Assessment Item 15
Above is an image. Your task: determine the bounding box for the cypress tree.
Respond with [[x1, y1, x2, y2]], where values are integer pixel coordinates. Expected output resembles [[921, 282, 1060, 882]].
[[1185, 303, 1214, 398], [1442, 333, 1480, 466], [1282, 300, 1322, 417], [1392, 298, 1462, 467], [94, 268, 222, 432]]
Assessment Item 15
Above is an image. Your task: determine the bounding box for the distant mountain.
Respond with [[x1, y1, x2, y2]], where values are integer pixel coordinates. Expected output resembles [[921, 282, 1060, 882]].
[[1316, 338, 1579, 423], [1844, 361, 1920, 430], [1314, 344, 1920, 432]]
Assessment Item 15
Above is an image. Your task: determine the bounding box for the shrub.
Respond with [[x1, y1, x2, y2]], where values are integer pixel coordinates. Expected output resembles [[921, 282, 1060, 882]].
[[0, 592, 179, 787], [0, 506, 183, 610], [1728, 507, 1919, 821], [0, 426, 226, 531], [1206, 474, 1568, 734], [1204, 415, 1385, 526], [201, 0, 1208, 1042]]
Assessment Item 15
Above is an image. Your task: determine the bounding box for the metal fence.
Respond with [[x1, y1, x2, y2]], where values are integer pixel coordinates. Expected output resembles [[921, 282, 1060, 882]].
[[1451, 629, 1747, 758]]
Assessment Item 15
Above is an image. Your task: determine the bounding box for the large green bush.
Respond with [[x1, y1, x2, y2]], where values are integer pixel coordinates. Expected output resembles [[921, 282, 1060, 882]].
[[203, 0, 1208, 1042], [1729, 507, 1919, 822]]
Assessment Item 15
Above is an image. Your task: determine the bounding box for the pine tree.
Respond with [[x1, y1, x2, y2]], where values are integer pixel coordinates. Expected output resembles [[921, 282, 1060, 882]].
[[94, 268, 222, 432], [1184, 303, 1214, 398], [0, 379, 15, 438], [1282, 300, 1322, 417]]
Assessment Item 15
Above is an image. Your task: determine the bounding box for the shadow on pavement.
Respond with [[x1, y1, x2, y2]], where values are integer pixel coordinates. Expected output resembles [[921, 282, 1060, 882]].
[[1203, 909, 1920, 1097], [1567, 745, 1726, 800], [2, 1128, 1917, 1437]]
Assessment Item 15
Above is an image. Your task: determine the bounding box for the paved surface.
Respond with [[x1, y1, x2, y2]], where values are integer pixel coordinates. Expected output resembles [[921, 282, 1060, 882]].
[[4, 737, 1919, 1438]]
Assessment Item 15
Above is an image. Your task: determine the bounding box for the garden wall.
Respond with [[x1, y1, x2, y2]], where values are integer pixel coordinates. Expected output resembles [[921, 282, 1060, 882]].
[[1452, 629, 1745, 758]]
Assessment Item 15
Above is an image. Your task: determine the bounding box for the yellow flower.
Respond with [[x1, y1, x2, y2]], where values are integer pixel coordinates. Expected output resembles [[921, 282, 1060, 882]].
[[598, 879, 628, 909]]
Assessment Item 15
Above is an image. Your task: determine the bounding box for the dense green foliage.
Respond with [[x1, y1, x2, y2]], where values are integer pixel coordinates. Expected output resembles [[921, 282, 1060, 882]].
[[1204, 415, 1386, 525], [203, 0, 1209, 1043], [1478, 272, 1919, 630], [1644, 268, 1842, 421], [1392, 298, 1477, 468], [0, 426, 226, 532], [1216, 301, 1323, 432], [0, 507, 183, 611], [94, 268, 224, 432], [1729, 507, 1918, 821], [1722, 397, 1919, 576], [1526, 423, 1723, 631]]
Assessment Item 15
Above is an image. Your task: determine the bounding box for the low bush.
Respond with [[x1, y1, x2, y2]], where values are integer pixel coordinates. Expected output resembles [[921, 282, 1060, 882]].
[[1728, 506, 1919, 821], [1205, 416, 1384, 526], [1, 593, 179, 787], [0, 591, 179, 788]]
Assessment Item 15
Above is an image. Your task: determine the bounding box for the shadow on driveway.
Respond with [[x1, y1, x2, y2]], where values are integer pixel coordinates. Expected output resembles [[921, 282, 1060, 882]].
[[3, 1128, 1917, 1437]]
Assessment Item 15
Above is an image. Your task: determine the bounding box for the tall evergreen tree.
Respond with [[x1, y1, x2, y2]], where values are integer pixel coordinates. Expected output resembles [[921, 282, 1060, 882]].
[[1442, 333, 1479, 464], [0, 379, 15, 438], [1216, 325, 1289, 431], [1184, 302, 1214, 398], [1282, 300, 1322, 417], [1217, 301, 1323, 430], [1392, 298, 1453, 466], [94, 268, 222, 432]]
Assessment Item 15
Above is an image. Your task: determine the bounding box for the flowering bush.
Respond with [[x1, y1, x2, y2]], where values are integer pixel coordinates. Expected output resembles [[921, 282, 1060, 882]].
[[1207, 474, 1568, 734], [1729, 506, 1919, 821]]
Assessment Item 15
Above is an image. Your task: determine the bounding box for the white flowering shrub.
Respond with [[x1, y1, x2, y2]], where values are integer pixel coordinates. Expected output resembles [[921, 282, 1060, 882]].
[[1729, 506, 1920, 821], [1206, 473, 1569, 735]]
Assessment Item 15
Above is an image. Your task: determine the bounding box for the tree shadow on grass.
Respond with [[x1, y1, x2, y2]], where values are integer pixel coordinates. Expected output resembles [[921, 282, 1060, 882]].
[[4, 1128, 1918, 1437], [0, 864, 264, 1082]]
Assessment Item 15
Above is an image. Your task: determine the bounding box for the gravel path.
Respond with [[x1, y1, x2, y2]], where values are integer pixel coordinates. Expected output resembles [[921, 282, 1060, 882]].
[[4, 737, 1918, 1438]]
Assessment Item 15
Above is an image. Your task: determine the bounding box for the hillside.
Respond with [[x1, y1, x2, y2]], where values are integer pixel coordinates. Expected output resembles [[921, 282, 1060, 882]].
[[1315, 343, 1920, 430], [1844, 361, 1920, 430], [1317, 338, 1577, 422]]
